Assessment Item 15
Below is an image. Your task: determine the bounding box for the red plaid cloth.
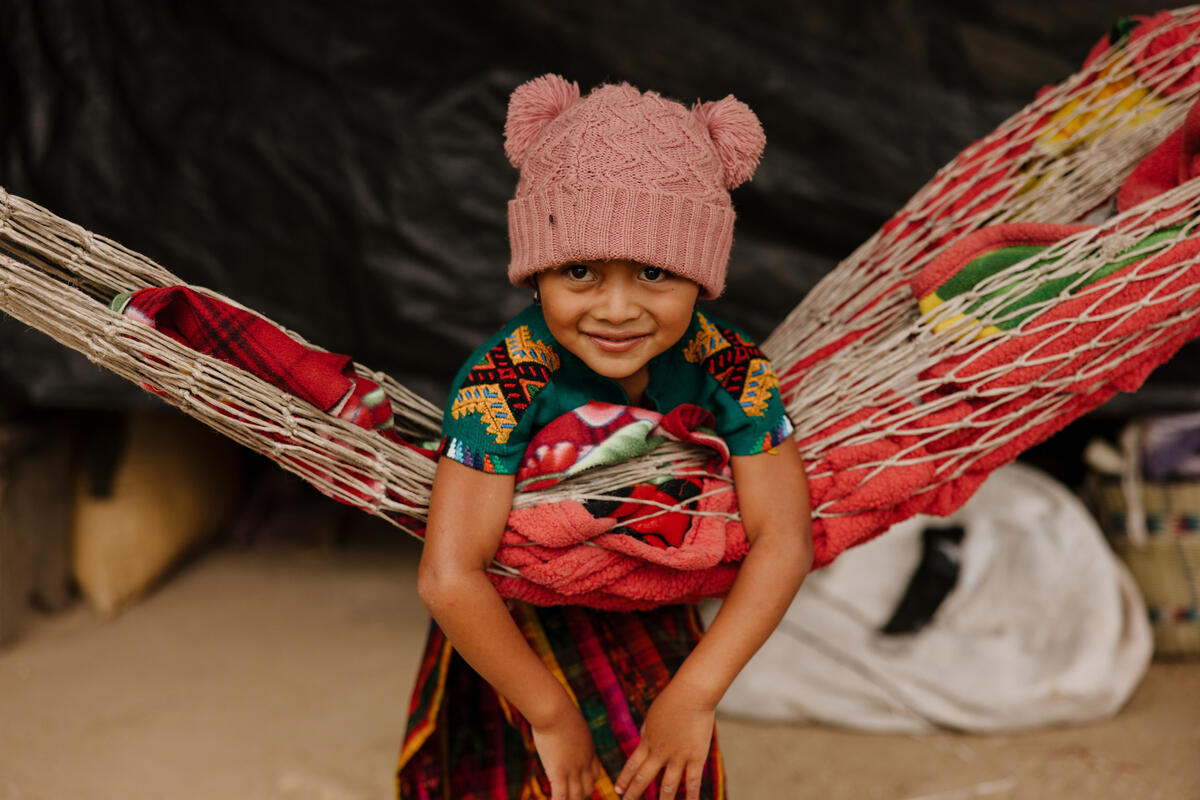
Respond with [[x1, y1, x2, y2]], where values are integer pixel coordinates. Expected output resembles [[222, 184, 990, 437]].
[[113, 286, 394, 429], [113, 286, 431, 517]]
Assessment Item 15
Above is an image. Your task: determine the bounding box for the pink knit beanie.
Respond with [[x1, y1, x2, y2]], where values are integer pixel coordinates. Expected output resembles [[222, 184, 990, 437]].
[[504, 74, 766, 299]]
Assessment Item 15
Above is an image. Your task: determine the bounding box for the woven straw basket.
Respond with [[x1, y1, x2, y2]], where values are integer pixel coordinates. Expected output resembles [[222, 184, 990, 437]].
[[1086, 474, 1200, 657]]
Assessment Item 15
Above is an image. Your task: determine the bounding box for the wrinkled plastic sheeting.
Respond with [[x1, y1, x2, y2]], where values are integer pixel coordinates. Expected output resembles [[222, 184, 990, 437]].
[[0, 0, 1193, 410]]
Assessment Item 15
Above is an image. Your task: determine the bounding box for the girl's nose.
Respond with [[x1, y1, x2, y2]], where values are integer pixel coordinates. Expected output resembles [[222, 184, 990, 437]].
[[593, 280, 641, 323]]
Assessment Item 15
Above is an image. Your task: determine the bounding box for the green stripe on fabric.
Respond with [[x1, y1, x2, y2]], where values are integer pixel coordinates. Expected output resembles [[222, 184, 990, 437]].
[[937, 225, 1186, 331], [935, 245, 1050, 302]]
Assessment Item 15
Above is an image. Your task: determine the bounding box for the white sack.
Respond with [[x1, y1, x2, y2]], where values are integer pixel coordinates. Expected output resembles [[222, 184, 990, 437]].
[[707, 463, 1152, 733]]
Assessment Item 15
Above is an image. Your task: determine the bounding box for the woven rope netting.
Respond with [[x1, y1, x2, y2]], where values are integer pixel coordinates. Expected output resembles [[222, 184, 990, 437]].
[[2, 9, 1200, 554]]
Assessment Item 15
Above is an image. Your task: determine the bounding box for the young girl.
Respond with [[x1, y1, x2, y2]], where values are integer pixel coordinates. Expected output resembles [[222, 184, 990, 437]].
[[398, 74, 812, 800]]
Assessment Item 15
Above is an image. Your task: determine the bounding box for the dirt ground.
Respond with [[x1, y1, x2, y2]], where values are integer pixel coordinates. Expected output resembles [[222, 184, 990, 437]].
[[0, 535, 1197, 800]]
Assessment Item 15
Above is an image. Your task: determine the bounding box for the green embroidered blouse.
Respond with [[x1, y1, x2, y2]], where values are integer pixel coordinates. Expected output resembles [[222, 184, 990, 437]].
[[439, 304, 794, 474]]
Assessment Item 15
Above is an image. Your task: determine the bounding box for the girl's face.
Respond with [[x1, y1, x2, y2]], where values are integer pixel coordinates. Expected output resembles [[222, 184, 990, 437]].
[[537, 259, 700, 403]]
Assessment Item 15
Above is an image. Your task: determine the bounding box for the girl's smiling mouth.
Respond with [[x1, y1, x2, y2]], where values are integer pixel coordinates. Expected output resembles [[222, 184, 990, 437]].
[[584, 331, 650, 352]]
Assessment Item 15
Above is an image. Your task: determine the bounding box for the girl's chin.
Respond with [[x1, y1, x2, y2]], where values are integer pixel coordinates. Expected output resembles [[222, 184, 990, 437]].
[[578, 355, 648, 382], [590, 363, 645, 381]]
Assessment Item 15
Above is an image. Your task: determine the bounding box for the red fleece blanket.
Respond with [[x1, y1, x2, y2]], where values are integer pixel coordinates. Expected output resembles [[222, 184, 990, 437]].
[[496, 401, 747, 608]]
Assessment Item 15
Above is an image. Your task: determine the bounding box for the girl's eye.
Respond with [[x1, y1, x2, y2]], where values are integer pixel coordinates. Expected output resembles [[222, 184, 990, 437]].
[[564, 264, 593, 281], [640, 266, 667, 282]]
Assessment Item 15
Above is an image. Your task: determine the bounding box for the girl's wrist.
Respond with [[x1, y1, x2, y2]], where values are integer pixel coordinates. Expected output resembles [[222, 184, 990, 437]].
[[666, 667, 724, 711], [522, 684, 579, 730]]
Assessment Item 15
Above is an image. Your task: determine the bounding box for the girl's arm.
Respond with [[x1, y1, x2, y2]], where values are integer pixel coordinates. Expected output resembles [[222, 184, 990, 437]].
[[418, 457, 603, 800], [615, 438, 813, 800]]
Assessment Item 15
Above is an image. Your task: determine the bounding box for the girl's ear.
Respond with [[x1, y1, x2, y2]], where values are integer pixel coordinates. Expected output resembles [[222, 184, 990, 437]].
[[692, 95, 766, 189], [504, 74, 581, 168]]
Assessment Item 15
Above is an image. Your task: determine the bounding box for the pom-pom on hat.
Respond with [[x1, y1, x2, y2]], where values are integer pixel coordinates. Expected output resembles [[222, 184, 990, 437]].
[[504, 74, 765, 299]]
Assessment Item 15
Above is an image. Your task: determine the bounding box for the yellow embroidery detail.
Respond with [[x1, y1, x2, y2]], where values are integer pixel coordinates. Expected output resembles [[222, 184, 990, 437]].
[[683, 312, 730, 363], [506, 325, 559, 370], [450, 383, 517, 443], [739, 358, 778, 418]]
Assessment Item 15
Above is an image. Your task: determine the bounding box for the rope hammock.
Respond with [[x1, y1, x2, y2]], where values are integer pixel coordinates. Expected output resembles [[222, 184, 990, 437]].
[[3, 8, 1200, 607]]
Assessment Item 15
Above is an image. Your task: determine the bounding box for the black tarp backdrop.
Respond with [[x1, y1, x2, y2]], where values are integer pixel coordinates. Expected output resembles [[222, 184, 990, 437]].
[[0, 0, 1195, 413]]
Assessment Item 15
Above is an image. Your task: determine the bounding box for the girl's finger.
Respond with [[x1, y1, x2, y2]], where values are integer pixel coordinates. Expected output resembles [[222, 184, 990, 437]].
[[620, 757, 663, 800], [567, 772, 583, 800], [685, 760, 705, 800], [581, 764, 600, 799], [658, 761, 685, 800], [614, 745, 648, 795], [592, 755, 605, 781]]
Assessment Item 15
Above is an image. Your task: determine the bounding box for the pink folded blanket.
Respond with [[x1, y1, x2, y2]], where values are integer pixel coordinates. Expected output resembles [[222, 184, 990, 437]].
[[491, 402, 747, 609]]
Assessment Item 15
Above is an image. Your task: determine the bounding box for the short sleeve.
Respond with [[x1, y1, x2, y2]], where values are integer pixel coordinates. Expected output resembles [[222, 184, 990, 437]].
[[680, 312, 795, 456], [438, 310, 561, 474]]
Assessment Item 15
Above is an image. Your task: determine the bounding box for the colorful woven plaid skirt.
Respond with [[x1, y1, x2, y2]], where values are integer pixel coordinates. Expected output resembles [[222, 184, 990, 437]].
[[396, 602, 726, 799]]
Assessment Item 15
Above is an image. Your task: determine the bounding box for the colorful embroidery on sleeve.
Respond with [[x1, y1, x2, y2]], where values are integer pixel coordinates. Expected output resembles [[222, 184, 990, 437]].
[[761, 416, 796, 452], [449, 325, 560, 444], [740, 357, 779, 417], [438, 436, 500, 473], [683, 312, 779, 418], [683, 313, 730, 362]]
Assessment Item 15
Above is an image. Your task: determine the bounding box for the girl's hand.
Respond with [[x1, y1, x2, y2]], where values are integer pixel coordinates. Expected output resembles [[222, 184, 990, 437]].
[[530, 706, 605, 800], [614, 678, 716, 800]]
